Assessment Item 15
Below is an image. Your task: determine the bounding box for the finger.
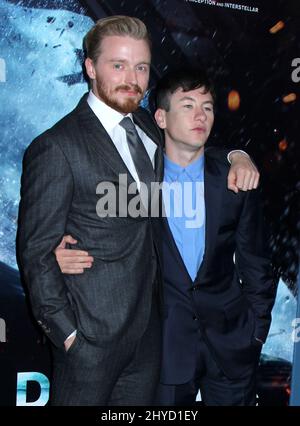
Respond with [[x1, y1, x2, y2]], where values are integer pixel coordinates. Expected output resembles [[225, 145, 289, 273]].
[[241, 171, 252, 191], [227, 172, 239, 193], [63, 235, 78, 244], [57, 259, 93, 270], [59, 260, 92, 269], [56, 236, 67, 250], [79, 262, 92, 268], [61, 268, 84, 274], [235, 169, 246, 190], [60, 256, 93, 263], [228, 183, 239, 193], [248, 175, 256, 190], [62, 261, 92, 269], [56, 235, 77, 250], [57, 250, 91, 258], [253, 172, 260, 189], [250, 161, 259, 174]]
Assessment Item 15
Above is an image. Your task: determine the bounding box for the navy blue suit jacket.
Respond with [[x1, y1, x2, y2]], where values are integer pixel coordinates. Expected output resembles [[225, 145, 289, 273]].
[[160, 149, 277, 384]]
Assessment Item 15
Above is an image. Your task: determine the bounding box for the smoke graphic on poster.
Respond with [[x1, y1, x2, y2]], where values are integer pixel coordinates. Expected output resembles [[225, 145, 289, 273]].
[[0, 0, 93, 270]]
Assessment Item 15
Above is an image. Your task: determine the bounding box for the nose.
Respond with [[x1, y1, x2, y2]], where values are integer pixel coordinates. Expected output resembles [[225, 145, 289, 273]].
[[194, 107, 207, 122], [125, 67, 138, 86]]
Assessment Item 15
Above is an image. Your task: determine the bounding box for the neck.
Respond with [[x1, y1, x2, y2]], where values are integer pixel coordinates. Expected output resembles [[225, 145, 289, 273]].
[[165, 145, 204, 167]]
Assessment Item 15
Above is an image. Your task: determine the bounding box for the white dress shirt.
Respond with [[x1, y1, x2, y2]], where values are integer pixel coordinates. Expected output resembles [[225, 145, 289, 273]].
[[87, 91, 157, 190]]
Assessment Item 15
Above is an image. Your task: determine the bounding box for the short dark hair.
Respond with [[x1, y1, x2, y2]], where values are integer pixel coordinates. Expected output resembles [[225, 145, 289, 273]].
[[155, 68, 216, 111]]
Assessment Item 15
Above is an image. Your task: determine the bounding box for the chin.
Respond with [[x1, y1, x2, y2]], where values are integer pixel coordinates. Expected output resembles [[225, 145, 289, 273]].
[[190, 142, 205, 149], [117, 100, 140, 114]]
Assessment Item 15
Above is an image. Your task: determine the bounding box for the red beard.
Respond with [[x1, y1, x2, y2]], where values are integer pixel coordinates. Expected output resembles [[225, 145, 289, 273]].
[[96, 81, 143, 114]]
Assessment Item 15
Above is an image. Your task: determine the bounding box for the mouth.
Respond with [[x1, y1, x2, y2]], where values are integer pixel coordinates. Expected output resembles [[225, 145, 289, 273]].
[[117, 85, 142, 97], [191, 127, 206, 133], [119, 90, 140, 97]]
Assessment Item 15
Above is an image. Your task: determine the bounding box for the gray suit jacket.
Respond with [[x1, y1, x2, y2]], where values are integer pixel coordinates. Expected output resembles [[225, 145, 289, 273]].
[[17, 94, 164, 348]]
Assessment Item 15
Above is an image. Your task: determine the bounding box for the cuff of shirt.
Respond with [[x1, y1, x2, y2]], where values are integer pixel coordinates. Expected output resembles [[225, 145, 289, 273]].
[[65, 329, 77, 343], [227, 149, 250, 164]]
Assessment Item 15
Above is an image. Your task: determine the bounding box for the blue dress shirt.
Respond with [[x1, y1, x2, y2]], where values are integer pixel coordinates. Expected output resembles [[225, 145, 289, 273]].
[[163, 154, 205, 282]]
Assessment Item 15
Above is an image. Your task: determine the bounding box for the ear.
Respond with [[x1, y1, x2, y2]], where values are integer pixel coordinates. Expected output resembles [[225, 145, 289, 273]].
[[154, 109, 167, 129], [85, 58, 96, 80]]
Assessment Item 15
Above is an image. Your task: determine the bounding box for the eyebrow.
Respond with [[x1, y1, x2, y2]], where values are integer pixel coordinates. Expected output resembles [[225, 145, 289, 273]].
[[108, 59, 150, 65], [179, 96, 214, 105]]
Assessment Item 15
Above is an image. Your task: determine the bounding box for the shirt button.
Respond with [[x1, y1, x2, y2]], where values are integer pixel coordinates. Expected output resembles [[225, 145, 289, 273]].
[[193, 315, 198, 321]]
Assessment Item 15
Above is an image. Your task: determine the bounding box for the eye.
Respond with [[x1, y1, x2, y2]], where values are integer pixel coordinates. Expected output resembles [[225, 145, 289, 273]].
[[136, 64, 149, 72], [204, 105, 213, 112], [183, 104, 193, 109], [113, 63, 123, 70]]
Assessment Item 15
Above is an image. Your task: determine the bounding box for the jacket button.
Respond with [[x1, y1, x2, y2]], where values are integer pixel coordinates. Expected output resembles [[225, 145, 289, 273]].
[[193, 315, 198, 321]]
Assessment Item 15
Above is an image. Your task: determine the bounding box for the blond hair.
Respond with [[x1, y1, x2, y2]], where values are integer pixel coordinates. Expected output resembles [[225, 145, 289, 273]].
[[84, 15, 151, 63]]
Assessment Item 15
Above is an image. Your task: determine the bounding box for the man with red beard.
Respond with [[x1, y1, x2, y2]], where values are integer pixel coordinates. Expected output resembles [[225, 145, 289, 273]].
[[17, 16, 259, 406]]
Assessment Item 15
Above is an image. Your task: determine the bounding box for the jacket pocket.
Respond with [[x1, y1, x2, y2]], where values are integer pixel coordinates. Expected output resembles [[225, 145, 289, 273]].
[[223, 296, 248, 320]]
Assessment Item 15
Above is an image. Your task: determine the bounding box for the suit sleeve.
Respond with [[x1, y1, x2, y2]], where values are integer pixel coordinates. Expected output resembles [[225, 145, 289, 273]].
[[204, 146, 231, 165], [235, 189, 277, 343], [205, 146, 253, 167], [17, 134, 77, 347]]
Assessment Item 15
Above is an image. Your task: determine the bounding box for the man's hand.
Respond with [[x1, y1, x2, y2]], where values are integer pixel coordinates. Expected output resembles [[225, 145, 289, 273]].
[[55, 235, 94, 274], [64, 334, 76, 352], [227, 152, 260, 193]]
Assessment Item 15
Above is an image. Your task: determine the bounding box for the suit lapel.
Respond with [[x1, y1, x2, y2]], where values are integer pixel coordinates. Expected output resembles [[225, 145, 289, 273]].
[[76, 95, 135, 183], [76, 96, 164, 185], [132, 109, 164, 183], [161, 213, 192, 280], [196, 153, 224, 281]]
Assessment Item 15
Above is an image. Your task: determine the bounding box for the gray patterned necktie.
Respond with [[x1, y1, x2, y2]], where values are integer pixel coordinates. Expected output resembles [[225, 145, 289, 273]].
[[119, 117, 155, 194]]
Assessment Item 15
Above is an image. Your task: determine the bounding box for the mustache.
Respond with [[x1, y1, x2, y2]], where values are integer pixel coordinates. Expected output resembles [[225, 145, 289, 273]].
[[115, 84, 143, 95]]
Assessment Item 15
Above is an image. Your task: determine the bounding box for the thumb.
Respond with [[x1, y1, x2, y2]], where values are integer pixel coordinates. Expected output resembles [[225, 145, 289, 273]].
[[57, 234, 78, 249], [227, 174, 239, 193], [63, 235, 78, 245]]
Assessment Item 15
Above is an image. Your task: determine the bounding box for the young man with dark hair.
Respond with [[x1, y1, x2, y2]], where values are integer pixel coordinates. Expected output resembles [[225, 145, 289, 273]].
[[152, 68, 276, 405]]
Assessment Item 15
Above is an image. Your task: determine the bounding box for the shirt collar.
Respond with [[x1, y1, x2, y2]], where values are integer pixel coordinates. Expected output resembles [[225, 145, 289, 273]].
[[164, 153, 204, 182], [87, 90, 132, 134]]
